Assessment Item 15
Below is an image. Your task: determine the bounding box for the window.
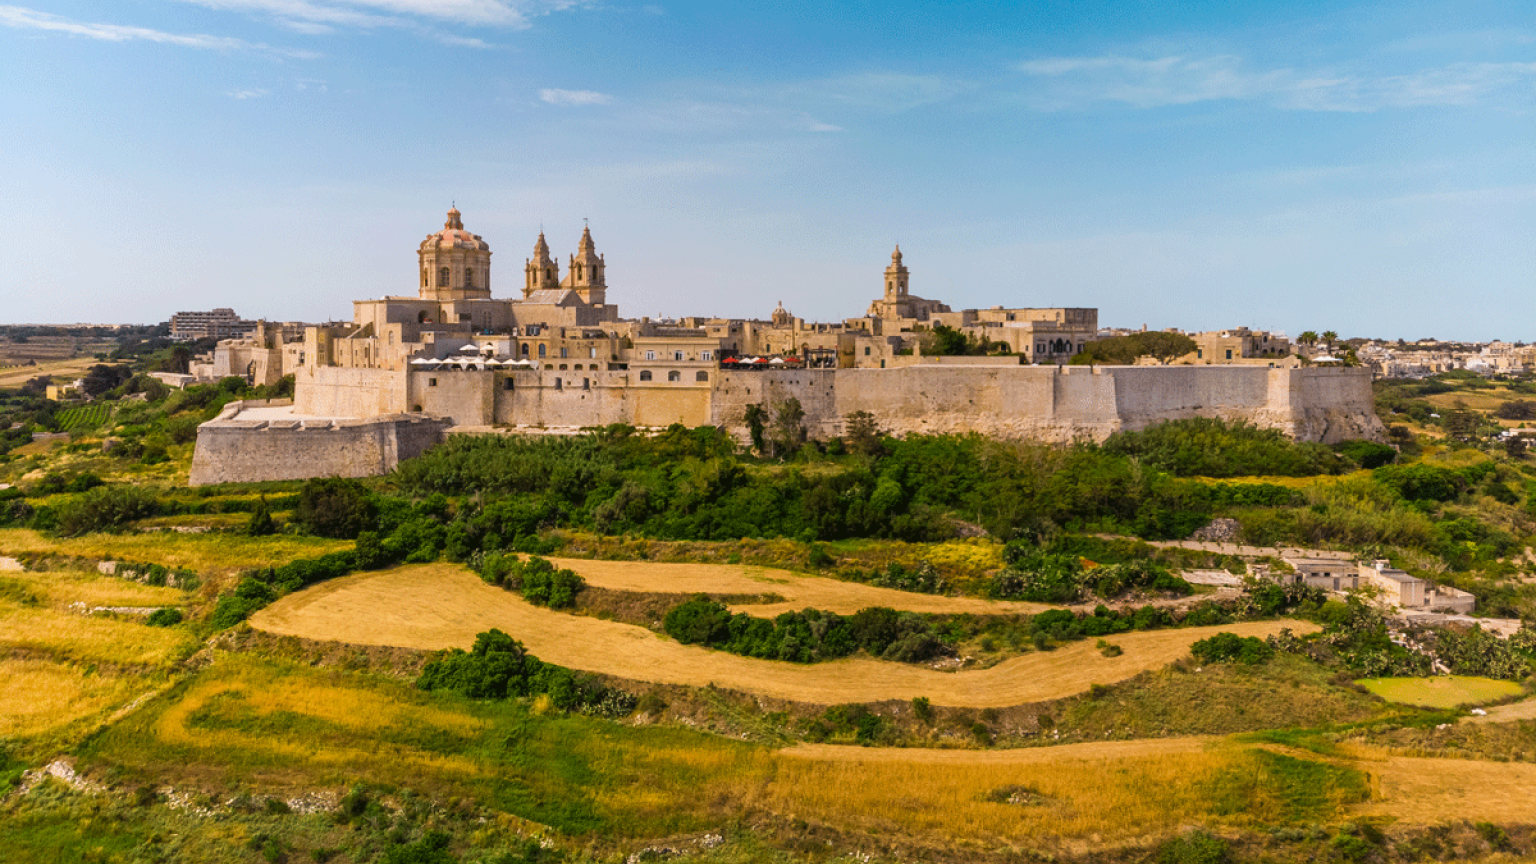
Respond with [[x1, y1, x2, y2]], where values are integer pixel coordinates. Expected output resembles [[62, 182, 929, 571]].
[[645, 351, 656, 360], [438, 266, 450, 287], [639, 370, 652, 381], [1197, 349, 1203, 358], [559, 364, 567, 370], [864, 346, 870, 356], [668, 371, 681, 382], [560, 347, 568, 359], [582, 378, 590, 391], [538, 344, 546, 359], [674, 351, 684, 361], [428, 378, 437, 387], [695, 371, 709, 382], [1225, 349, 1233, 360], [503, 378, 514, 391], [421, 269, 427, 287], [589, 347, 597, 358], [1037, 342, 1045, 354], [554, 378, 562, 391], [465, 267, 474, 288], [701, 350, 712, 361], [521, 343, 529, 357]]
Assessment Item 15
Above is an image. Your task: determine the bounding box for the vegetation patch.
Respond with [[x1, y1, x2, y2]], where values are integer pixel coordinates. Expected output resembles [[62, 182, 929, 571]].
[[1356, 675, 1524, 709]]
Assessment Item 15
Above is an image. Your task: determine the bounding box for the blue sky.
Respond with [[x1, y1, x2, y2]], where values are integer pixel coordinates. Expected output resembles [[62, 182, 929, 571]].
[[1, 1, 1531, 341]]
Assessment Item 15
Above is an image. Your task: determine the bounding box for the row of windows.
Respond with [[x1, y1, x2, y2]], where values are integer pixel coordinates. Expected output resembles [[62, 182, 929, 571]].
[[638, 370, 710, 382], [427, 377, 595, 391], [643, 350, 713, 361], [422, 267, 477, 288]]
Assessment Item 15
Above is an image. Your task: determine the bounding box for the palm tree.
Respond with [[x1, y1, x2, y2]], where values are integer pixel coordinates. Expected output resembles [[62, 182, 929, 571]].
[[1297, 331, 1318, 357], [1321, 330, 1338, 354]]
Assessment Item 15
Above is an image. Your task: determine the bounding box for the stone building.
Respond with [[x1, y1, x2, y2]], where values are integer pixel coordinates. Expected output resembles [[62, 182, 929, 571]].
[[192, 207, 1387, 484]]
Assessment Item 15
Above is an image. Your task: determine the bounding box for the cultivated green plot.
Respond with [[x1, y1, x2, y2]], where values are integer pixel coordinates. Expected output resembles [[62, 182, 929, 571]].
[[1356, 675, 1524, 708]]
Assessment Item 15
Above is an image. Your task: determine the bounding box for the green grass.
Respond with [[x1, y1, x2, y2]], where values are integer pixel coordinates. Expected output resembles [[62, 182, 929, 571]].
[[79, 653, 770, 839], [1055, 653, 1391, 741], [1207, 749, 1371, 822], [1356, 675, 1524, 709]]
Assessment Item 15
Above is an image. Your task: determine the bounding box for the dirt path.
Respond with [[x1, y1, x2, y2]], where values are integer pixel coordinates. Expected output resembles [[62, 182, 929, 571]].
[[250, 564, 1316, 708], [542, 556, 1053, 617]]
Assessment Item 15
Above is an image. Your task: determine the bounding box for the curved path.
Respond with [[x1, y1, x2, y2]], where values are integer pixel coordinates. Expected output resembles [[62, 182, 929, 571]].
[[250, 564, 1316, 708]]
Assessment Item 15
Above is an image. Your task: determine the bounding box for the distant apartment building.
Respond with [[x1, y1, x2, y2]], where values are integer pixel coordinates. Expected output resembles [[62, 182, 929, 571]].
[[169, 308, 256, 340]]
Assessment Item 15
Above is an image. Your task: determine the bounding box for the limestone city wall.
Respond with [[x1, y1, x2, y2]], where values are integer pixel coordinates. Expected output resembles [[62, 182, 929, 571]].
[[188, 400, 450, 486]]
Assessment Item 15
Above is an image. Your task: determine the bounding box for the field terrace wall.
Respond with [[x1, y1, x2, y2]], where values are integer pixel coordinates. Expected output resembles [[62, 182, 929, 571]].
[[188, 400, 451, 486]]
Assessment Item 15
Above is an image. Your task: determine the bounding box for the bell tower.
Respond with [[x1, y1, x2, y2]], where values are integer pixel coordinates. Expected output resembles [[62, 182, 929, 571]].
[[418, 207, 492, 301], [561, 224, 607, 305], [883, 245, 909, 301], [523, 231, 560, 298]]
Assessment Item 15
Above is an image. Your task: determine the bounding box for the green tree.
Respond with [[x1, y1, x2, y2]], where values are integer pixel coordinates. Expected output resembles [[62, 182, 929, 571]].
[[843, 410, 885, 456], [1321, 330, 1339, 353], [766, 396, 806, 458], [293, 477, 376, 539], [1070, 331, 1196, 366], [245, 495, 276, 536], [743, 403, 767, 453]]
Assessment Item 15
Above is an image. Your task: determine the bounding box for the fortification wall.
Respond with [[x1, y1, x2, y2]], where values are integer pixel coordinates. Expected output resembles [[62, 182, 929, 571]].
[[707, 364, 1381, 444], [188, 401, 450, 486], [294, 367, 407, 417]]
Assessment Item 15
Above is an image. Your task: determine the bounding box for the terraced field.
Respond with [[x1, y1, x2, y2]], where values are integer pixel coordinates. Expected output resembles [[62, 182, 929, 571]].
[[542, 555, 1054, 616], [250, 563, 1317, 707]]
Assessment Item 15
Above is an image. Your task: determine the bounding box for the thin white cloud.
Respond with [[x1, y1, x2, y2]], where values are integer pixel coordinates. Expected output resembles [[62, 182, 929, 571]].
[[540, 88, 612, 106], [227, 87, 270, 99], [1014, 53, 1536, 112], [172, 0, 591, 31], [0, 5, 319, 57]]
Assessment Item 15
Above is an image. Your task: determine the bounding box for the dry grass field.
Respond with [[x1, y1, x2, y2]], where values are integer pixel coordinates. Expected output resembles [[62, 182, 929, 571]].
[[0, 658, 158, 742], [0, 528, 349, 576], [759, 741, 1360, 845], [1359, 755, 1536, 823], [0, 565, 194, 747], [251, 563, 1316, 708], [542, 555, 1053, 617], [0, 357, 100, 389]]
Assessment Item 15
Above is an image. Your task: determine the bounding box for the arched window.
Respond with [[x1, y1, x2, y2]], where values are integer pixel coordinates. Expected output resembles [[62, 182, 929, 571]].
[[521, 343, 529, 357], [639, 370, 652, 381], [438, 266, 450, 287], [418, 310, 429, 324], [667, 371, 681, 382], [695, 371, 709, 382], [421, 269, 427, 287], [464, 267, 474, 288]]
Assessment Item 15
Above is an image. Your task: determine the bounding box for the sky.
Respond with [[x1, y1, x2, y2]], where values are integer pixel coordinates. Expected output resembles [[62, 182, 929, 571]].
[[1, 1, 1532, 341]]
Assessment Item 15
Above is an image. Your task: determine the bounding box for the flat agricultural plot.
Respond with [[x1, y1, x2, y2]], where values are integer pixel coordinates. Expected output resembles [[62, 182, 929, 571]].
[[542, 556, 1053, 617], [1360, 755, 1536, 823], [0, 658, 159, 741], [0, 358, 98, 389], [1355, 676, 1523, 708], [0, 528, 350, 575], [251, 564, 1316, 708]]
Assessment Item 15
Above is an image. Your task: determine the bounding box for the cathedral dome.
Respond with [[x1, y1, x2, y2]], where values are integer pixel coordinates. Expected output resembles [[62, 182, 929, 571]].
[[420, 207, 490, 252]]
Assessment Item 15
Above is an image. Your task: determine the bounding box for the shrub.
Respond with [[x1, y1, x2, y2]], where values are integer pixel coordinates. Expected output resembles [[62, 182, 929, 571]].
[[146, 608, 183, 627], [52, 484, 160, 536], [1190, 632, 1274, 665], [293, 477, 376, 539]]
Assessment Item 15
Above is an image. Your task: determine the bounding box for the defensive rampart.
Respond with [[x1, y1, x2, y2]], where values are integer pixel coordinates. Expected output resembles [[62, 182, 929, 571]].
[[711, 364, 1383, 443], [188, 400, 451, 486]]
